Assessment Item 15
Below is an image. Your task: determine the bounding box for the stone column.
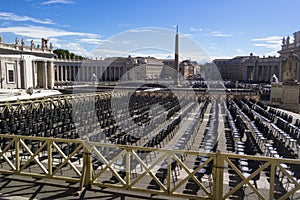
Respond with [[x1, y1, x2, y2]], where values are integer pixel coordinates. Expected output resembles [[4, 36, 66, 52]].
[[47, 61, 54, 89], [61, 66, 64, 81], [95, 65, 98, 79], [108, 66, 111, 81], [60, 66, 63, 81], [261, 66, 265, 81], [106, 66, 109, 81], [69, 66, 72, 81], [296, 62, 300, 82], [65, 66, 67, 81], [68, 66, 72, 81], [110, 66, 113, 81], [85, 66, 88, 81], [255, 65, 259, 81], [83, 66, 86, 81], [43, 62, 48, 88], [73, 66, 76, 81], [115, 66, 118, 81], [57, 66, 60, 81], [132, 66, 135, 80], [66, 66, 69, 81], [78, 66, 82, 81], [55, 65, 58, 82], [267, 66, 271, 81], [81, 66, 84, 81], [17, 61, 22, 89], [279, 62, 282, 82], [126, 66, 129, 80], [99, 66, 103, 81], [33, 62, 38, 87], [114, 66, 117, 81], [243, 66, 247, 81], [270, 65, 273, 80], [122, 66, 124, 78]]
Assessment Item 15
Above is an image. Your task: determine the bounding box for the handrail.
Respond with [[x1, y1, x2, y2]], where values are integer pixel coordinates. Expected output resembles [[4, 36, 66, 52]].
[[0, 134, 299, 199]]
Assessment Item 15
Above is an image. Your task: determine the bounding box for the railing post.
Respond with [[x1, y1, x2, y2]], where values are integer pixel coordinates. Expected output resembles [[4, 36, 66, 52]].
[[15, 138, 20, 171], [213, 149, 224, 200], [79, 146, 93, 192], [126, 148, 130, 187], [167, 153, 171, 195], [269, 161, 276, 200], [48, 140, 52, 176]]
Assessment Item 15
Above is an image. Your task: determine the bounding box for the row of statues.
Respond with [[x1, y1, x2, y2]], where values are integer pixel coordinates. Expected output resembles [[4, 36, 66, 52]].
[[14, 37, 53, 49], [282, 35, 290, 45]]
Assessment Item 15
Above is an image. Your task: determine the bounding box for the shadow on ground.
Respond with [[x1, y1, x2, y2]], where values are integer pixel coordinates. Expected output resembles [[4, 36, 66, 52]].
[[0, 175, 176, 200]]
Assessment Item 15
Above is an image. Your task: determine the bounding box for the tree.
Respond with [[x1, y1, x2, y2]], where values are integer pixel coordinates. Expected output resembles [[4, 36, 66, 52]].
[[53, 49, 85, 60]]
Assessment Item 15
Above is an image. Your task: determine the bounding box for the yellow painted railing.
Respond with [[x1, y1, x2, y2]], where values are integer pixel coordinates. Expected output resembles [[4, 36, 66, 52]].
[[0, 134, 299, 200]]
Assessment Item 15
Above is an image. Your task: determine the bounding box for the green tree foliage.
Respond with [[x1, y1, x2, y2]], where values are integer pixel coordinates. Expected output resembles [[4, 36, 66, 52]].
[[53, 49, 85, 60]]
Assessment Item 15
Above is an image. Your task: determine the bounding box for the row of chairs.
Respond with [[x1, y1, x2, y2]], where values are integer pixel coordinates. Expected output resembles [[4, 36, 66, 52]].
[[173, 100, 209, 152], [236, 98, 300, 193], [183, 100, 218, 195], [269, 107, 293, 123], [227, 100, 269, 198], [145, 101, 208, 191]]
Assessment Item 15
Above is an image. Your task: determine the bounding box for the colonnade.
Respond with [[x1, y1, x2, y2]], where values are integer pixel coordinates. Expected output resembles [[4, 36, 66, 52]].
[[244, 65, 279, 82], [54, 65, 78, 82], [32, 61, 54, 89], [54, 64, 129, 82]]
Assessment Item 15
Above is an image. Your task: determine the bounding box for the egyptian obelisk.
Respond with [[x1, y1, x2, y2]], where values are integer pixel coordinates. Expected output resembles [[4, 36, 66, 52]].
[[174, 26, 179, 85]]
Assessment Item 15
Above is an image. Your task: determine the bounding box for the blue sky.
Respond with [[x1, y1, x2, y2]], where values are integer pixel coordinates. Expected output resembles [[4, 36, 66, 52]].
[[0, 0, 299, 62]]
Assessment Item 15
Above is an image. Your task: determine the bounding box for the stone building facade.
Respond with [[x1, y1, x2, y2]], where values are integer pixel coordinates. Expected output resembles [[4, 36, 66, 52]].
[[279, 31, 300, 82], [0, 37, 54, 89], [214, 53, 280, 82], [0, 36, 198, 89], [276, 31, 300, 112]]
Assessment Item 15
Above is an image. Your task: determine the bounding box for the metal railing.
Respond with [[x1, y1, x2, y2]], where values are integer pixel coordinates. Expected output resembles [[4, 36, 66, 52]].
[[0, 134, 299, 199]]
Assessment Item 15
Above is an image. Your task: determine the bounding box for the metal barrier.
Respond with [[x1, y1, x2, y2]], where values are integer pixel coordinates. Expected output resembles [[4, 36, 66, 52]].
[[1, 134, 300, 200], [0, 89, 260, 114], [0, 134, 83, 182], [0, 92, 112, 114]]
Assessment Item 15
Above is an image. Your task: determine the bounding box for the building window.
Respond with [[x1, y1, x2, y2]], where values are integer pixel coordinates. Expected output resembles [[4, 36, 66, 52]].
[[6, 63, 15, 83], [8, 70, 14, 82]]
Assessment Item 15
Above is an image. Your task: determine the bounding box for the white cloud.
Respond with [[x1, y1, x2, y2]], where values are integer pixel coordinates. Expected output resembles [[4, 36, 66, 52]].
[[237, 49, 243, 53], [128, 29, 157, 33], [63, 42, 90, 56], [90, 48, 127, 58], [0, 12, 54, 24], [122, 41, 131, 45], [251, 36, 282, 42], [41, 0, 74, 5], [0, 26, 98, 39], [79, 38, 103, 44], [190, 27, 203, 32], [180, 34, 192, 38], [252, 36, 282, 48], [252, 36, 282, 56], [253, 43, 280, 49], [79, 38, 114, 45], [211, 31, 232, 37]]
